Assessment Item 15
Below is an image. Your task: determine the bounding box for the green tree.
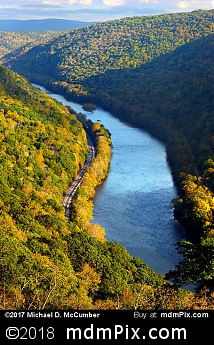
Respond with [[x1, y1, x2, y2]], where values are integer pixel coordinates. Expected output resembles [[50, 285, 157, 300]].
[[166, 238, 214, 291]]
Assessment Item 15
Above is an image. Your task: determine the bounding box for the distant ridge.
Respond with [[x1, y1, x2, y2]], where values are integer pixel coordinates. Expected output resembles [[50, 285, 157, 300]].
[[0, 19, 95, 31]]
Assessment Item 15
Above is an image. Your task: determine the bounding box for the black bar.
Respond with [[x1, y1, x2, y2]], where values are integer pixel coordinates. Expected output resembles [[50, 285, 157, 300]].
[[0, 310, 212, 344]]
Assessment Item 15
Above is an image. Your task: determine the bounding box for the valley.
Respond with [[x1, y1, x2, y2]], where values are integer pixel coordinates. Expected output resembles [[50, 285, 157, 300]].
[[0, 9, 213, 309]]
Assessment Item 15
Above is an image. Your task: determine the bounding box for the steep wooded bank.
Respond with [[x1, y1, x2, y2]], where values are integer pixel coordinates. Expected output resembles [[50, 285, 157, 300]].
[[3, 65, 212, 309]]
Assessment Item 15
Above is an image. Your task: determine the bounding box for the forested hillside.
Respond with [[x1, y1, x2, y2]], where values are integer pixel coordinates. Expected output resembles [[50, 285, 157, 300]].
[[3, 10, 213, 83]]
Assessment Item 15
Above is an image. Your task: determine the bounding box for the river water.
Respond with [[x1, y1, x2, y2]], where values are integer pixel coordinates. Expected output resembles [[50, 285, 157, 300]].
[[34, 84, 186, 274]]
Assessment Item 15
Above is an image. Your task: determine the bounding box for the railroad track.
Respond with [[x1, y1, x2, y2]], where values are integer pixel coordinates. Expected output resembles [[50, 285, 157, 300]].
[[62, 139, 96, 221]]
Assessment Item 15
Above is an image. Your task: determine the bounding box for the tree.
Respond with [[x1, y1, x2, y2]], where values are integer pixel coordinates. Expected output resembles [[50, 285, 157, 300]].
[[166, 237, 214, 291], [173, 174, 214, 237]]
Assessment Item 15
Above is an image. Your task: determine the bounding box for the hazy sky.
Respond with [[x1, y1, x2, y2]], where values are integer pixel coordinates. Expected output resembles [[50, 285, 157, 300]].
[[0, 0, 213, 21]]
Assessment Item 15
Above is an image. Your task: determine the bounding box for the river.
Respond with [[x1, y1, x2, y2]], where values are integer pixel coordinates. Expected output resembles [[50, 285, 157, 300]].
[[34, 84, 186, 274]]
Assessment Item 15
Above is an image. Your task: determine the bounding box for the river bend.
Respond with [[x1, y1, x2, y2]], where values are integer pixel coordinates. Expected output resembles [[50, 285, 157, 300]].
[[34, 84, 186, 274]]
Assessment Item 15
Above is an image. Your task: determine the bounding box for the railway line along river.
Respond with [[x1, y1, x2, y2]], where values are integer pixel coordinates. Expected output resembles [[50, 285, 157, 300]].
[[34, 84, 187, 275]]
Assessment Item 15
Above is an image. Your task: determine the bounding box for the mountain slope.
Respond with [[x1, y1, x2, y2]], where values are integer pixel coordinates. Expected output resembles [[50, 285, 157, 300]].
[[3, 10, 213, 85]]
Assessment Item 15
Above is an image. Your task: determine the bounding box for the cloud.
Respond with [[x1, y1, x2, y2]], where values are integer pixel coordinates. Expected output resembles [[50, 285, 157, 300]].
[[176, 1, 189, 9], [176, 0, 213, 10], [36, 0, 93, 6], [42, 1, 61, 5], [80, 0, 93, 4], [138, 0, 155, 3], [102, 0, 125, 6]]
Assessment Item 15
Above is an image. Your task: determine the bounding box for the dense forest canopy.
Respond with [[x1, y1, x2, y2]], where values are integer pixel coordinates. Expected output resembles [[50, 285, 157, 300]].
[[0, 9, 213, 306], [2, 10, 213, 83]]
